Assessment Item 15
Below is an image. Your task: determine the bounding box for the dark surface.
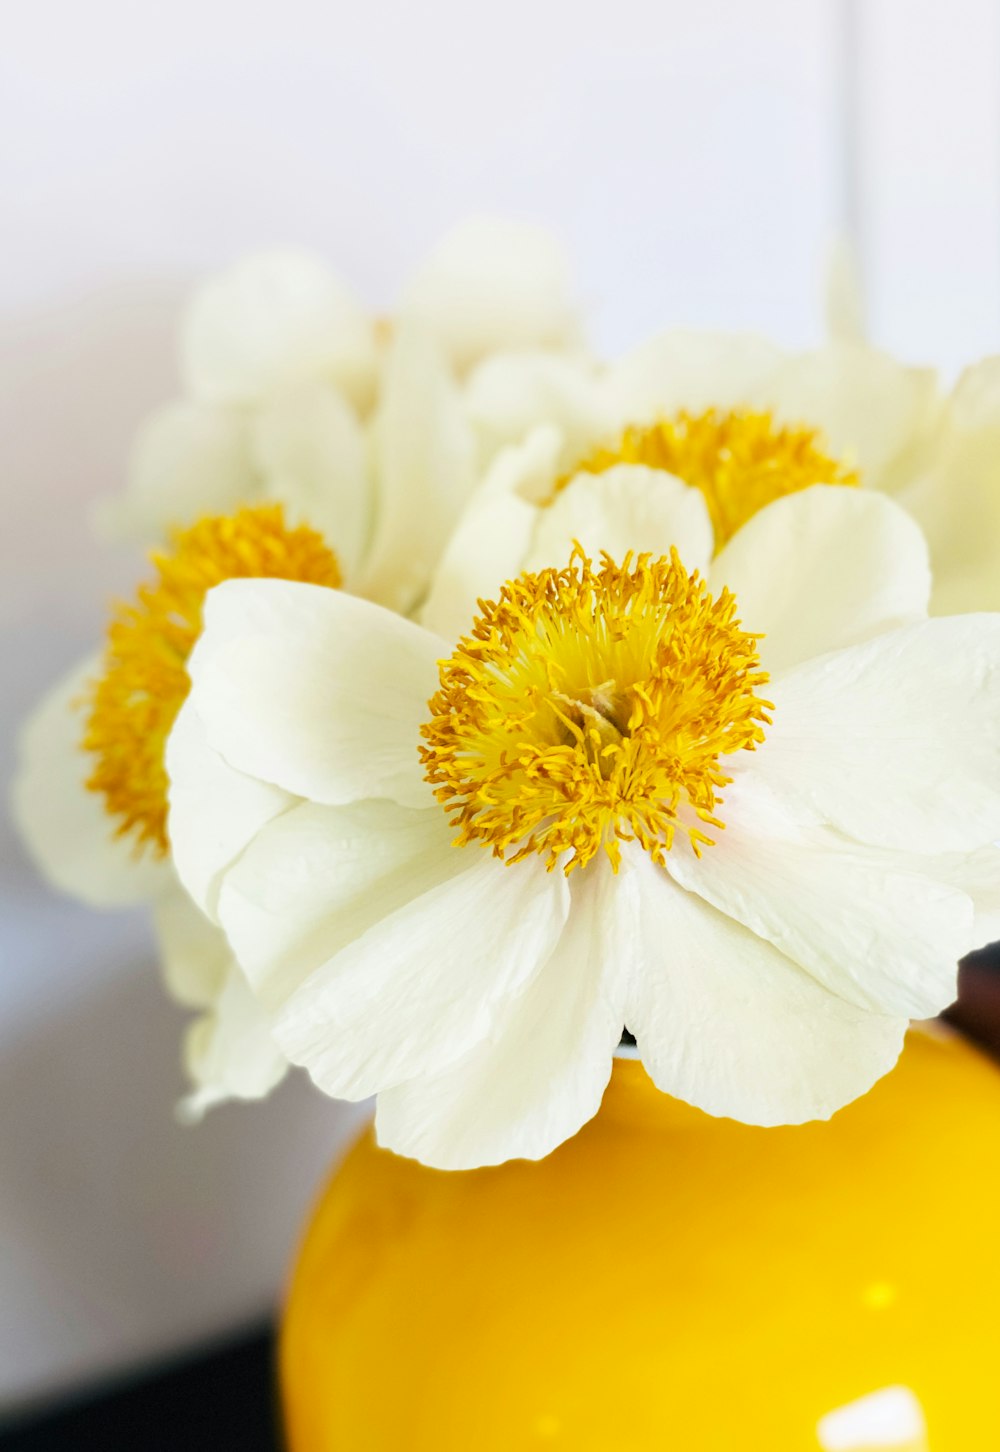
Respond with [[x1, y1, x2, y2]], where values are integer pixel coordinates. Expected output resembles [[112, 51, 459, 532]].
[[943, 943, 1000, 1060], [0, 1325, 281, 1451]]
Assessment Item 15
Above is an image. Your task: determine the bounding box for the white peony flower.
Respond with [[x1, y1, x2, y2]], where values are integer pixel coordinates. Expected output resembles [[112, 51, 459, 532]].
[[165, 486, 1000, 1170], [113, 316, 477, 619], [12, 506, 343, 1113], [101, 219, 585, 610], [422, 329, 948, 640], [425, 324, 1000, 640]]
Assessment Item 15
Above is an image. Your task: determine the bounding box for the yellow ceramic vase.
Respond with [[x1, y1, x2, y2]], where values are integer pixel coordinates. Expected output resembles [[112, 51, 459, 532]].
[[281, 1027, 1000, 1450]]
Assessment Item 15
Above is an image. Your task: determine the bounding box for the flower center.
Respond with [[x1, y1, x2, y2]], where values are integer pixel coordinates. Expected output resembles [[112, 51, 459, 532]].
[[420, 548, 772, 874], [565, 409, 858, 549], [82, 503, 341, 857]]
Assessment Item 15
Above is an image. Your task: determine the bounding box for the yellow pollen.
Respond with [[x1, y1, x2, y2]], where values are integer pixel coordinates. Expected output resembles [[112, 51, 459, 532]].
[[82, 503, 341, 857], [564, 408, 859, 549], [420, 547, 772, 874]]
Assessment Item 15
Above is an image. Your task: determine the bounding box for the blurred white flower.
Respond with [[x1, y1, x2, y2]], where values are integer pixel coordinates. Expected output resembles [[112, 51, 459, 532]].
[[425, 322, 1000, 638], [12, 506, 342, 1113], [100, 219, 587, 615], [422, 328, 943, 638], [166, 487, 1000, 1170]]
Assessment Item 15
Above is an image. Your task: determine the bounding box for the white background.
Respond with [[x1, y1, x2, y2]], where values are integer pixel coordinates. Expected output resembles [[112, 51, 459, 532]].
[[2, 0, 999, 1410]]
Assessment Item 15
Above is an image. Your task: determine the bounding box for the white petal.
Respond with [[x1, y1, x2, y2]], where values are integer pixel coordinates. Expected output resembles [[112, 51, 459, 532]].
[[749, 616, 1000, 852], [419, 486, 539, 644], [187, 578, 443, 809], [898, 362, 1000, 615], [98, 401, 257, 542], [401, 218, 580, 371], [525, 465, 714, 577], [666, 776, 969, 1019], [921, 843, 1000, 952], [710, 487, 931, 675], [375, 861, 628, 1168], [464, 349, 610, 470], [180, 250, 377, 410], [620, 850, 907, 1126], [947, 354, 1000, 433], [180, 963, 288, 1120], [12, 659, 169, 907], [418, 427, 564, 642], [216, 798, 461, 1010], [764, 343, 939, 492], [251, 381, 371, 573], [606, 329, 786, 429], [151, 884, 231, 1009], [824, 238, 867, 346], [357, 322, 476, 614], [273, 853, 570, 1101], [166, 698, 293, 918]]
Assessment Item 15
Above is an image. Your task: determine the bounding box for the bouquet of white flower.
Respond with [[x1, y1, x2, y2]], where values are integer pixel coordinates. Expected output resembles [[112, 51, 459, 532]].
[[15, 221, 1000, 1167]]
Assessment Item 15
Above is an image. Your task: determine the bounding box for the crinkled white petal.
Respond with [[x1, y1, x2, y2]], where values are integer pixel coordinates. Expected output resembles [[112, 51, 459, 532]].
[[166, 698, 293, 919], [186, 579, 444, 809], [180, 250, 377, 410], [98, 401, 256, 542], [152, 883, 231, 1009], [12, 658, 169, 907], [419, 426, 562, 643], [273, 852, 570, 1102], [401, 218, 580, 371], [464, 349, 609, 471], [180, 962, 289, 1121], [216, 798, 461, 1011], [710, 487, 931, 675], [666, 776, 969, 1019], [524, 465, 714, 577], [619, 849, 907, 1125], [357, 321, 476, 614], [250, 380, 370, 574], [605, 329, 786, 429], [915, 843, 1000, 954], [375, 858, 628, 1169], [747, 616, 1000, 853], [764, 343, 939, 492]]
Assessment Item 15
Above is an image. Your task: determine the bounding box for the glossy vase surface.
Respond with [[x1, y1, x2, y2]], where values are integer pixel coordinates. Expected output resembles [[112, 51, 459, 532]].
[[282, 1027, 1000, 1450]]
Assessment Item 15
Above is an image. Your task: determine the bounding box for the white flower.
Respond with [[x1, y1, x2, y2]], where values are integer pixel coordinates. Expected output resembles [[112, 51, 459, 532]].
[[100, 219, 585, 616], [12, 662, 289, 1115], [113, 318, 477, 619], [12, 507, 342, 1113], [422, 327, 955, 640], [165, 486, 1000, 1170], [425, 321, 1000, 643]]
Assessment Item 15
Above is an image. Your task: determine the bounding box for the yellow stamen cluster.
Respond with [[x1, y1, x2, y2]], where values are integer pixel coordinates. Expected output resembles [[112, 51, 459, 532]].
[[421, 548, 772, 874], [567, 408, 858, 549], [82, 504, 341, 857]]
